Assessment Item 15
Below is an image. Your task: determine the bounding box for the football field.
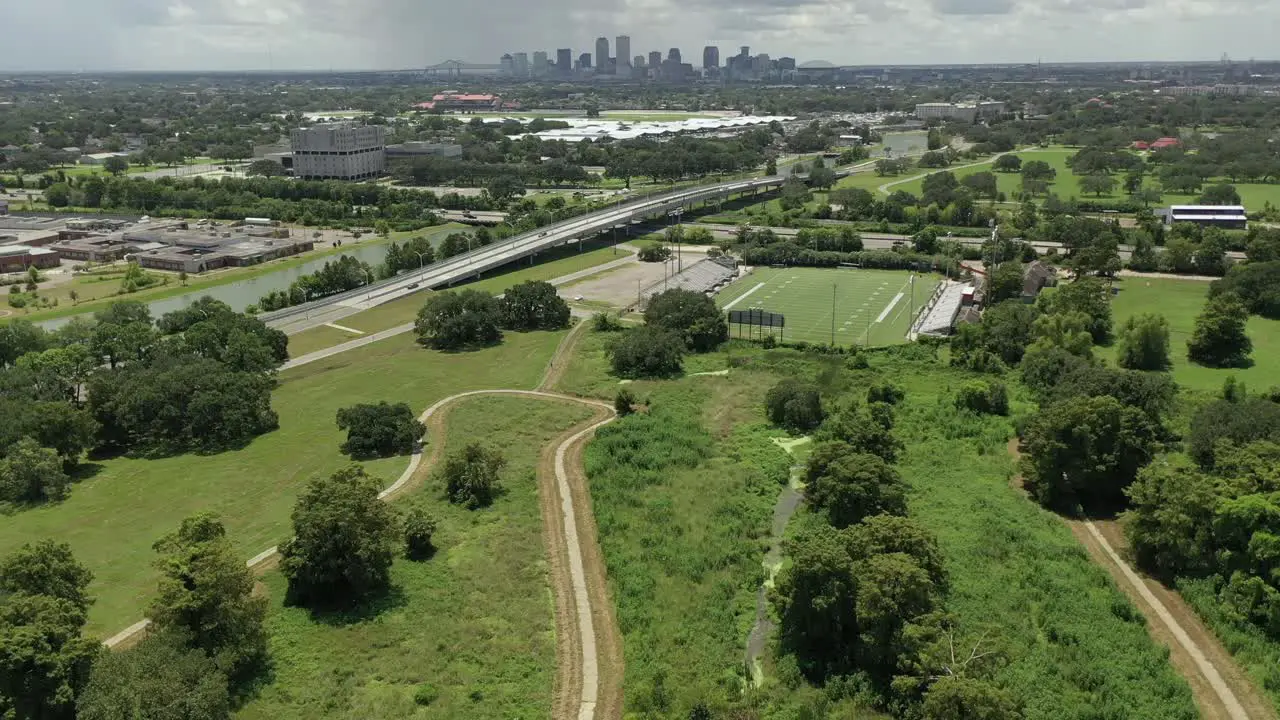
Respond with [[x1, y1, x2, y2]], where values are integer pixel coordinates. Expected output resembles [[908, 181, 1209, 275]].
[[716, 267, 940, 347]]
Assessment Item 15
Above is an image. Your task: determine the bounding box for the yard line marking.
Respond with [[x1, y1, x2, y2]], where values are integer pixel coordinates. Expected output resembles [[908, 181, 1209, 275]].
[[723, 282, 767, 310], [875, 292, 905, 323], [324, 322, 365, 335]]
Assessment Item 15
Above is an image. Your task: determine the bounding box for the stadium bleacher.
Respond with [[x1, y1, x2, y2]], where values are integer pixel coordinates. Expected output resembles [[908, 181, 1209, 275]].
[[639, 256, 739, 305]]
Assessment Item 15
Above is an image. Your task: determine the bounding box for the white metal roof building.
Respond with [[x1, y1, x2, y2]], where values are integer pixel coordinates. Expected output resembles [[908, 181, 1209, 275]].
[[1165, 205, 1247, 229]]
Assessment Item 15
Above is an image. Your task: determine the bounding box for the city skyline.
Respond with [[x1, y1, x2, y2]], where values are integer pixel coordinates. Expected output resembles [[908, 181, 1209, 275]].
[[1, 1, 1278, 72]]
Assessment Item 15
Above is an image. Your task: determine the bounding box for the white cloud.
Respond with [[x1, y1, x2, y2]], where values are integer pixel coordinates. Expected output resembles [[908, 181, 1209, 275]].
[[0, 0, 1277, 71]]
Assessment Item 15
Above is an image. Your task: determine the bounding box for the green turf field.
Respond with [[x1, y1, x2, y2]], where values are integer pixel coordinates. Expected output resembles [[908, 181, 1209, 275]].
[[715, 267, 940, 347]]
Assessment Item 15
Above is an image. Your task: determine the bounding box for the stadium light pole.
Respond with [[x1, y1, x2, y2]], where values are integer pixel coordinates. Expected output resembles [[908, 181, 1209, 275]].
[[830, 283, 837, 346]]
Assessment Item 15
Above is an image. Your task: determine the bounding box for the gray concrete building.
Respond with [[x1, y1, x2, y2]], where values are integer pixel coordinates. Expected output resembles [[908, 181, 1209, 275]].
[[290, 123, 386, 180], [595, 37, 610, 74], [615, 35, 631, 76]]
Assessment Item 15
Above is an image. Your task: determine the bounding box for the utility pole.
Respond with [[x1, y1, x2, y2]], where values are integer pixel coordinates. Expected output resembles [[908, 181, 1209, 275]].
[[830, 283, 837, 346]]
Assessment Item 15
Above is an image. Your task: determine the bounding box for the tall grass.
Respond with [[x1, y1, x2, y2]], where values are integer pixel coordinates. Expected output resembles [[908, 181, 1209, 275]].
[[585, 383, 790, 714]]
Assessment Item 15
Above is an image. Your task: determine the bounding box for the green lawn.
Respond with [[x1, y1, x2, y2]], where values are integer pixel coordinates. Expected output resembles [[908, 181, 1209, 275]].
[[1101, 276, 1280, 392], [287, 242, 630, 356], [714, 267, 940, 347], [238, 396, 593, 720], [0, 330, 566, 635]]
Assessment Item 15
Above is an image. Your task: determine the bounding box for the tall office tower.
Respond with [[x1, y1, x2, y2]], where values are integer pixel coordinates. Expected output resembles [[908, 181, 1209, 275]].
[[668, 48, 681, 64], [532, 51, 549, 77], [512, 52, 529, 77], [499, 54, 514, 76], [648, 50, 662, 69], [595, 37, 610, 73], [634, 55, 645, 70], [740, 45, 750, 58], [556, 48, 572, 75], [703, 46, 719, 70], [578, 52, 592, 70], [615, 35, 631, 75]]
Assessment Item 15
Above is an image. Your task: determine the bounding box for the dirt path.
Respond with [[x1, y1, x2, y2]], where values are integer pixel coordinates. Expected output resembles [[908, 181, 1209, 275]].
[[102, 322, 626, 720], [1008, 441, 1273, 720]]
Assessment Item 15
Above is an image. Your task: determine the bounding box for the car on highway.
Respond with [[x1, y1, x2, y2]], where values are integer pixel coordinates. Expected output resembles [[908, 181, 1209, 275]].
[[406, 282, 420, 290]]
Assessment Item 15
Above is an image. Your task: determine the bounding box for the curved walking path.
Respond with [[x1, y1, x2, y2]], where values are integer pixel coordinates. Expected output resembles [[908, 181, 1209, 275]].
[[104, 322, 626, 720]]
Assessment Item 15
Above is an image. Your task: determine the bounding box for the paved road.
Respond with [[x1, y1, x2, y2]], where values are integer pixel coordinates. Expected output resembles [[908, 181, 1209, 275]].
[[261, 176, 795, 334], [277, 250, 640, 371]]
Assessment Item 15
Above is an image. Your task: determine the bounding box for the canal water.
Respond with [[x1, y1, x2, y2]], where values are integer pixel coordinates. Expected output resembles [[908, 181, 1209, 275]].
[[38, 242, 392, 330]]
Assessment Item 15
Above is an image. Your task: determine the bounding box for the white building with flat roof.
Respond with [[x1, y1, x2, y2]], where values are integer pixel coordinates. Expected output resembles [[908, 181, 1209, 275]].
[[290, 123, 386, 180]]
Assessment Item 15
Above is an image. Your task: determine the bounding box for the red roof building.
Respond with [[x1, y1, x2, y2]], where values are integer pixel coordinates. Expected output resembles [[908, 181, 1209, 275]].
[[1150, 137, 1180, 149], [414, 93, 501, 112], [1131, 141, 1150, 150]]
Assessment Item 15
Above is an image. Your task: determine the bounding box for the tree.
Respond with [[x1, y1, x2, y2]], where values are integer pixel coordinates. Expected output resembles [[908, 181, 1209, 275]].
[[498, 280, 570, 331], [637, 245, 672, 263], [1020, 395, 1159, 510], [765, 379, 824, 433], [0, 594, 99, 720], [1187, 292, 1253, 368], [0, 541, 92, 616], [816, 403, 903, 463], [866, 381, 905, 406], [485, 175, 525, 204], [150, 513, 267, 681], [608, 326, 685, 378], [1199, 183, 1242, 206], [44, 183, 72, 208], [1186, 398, 1280, 469], [403, 508, 437, 560], [335, 402, 423, 460], [1030, 311, 1094, 357], [102, 156, 129, 177], [961, 171, 998, 199], [921, 677, 1022, 720], [765, 157, 777, 175], [76, 630, 230, 720], [614, 388, 636, 416], [0, 438, 69, 504], [993, 155, 1022, 173], [771, 526, 858, 679], [441, 443, 505, 509], [246, 159, 286, 177], [1123, 462, 1219, 577], [1039, 277, 1112, 343], [1021, 160, 1056, 181], [414, 290, 502, 350], [804, 445, 907, 528], [927, 128, 944, 151], [1080, 172, 1116, 197], [987, 262, 1025, 304], [0, 320, 48, 367], [1117, 313, 1171, 371], [779, 178, 812, 211], [280, 466, 399, 608], [1209, 261, 1280, 318], [643, 288, 727, 353]]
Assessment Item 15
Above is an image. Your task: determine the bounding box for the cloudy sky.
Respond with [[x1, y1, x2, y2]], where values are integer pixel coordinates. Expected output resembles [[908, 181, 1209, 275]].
[[0, 0, 1272, 72]]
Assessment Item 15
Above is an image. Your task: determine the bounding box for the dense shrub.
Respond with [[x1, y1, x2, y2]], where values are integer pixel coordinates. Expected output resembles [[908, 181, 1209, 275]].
[[441, 443, 506, 509], [608, 326, 685, 378], [414, 289, 502, 350], [955, 380, 1009, 416], [765, 379, 825, 432]]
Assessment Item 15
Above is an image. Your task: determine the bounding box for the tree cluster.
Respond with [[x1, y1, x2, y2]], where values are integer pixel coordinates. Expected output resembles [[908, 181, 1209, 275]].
[[336, 402, 424, 459], [413, 282, 570, 351]]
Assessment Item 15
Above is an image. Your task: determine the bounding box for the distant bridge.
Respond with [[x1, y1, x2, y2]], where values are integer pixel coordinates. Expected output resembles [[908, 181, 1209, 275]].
[[423, 60, 501, 78]]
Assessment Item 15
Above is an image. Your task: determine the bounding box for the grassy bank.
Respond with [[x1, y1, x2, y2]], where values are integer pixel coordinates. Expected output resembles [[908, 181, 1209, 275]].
[[237, 396, 593, 720], [0, 329, 565, 634]]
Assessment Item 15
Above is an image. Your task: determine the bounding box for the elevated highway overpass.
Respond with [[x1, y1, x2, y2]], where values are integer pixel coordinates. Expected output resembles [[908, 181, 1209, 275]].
[[262, 174, 795, 334]]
